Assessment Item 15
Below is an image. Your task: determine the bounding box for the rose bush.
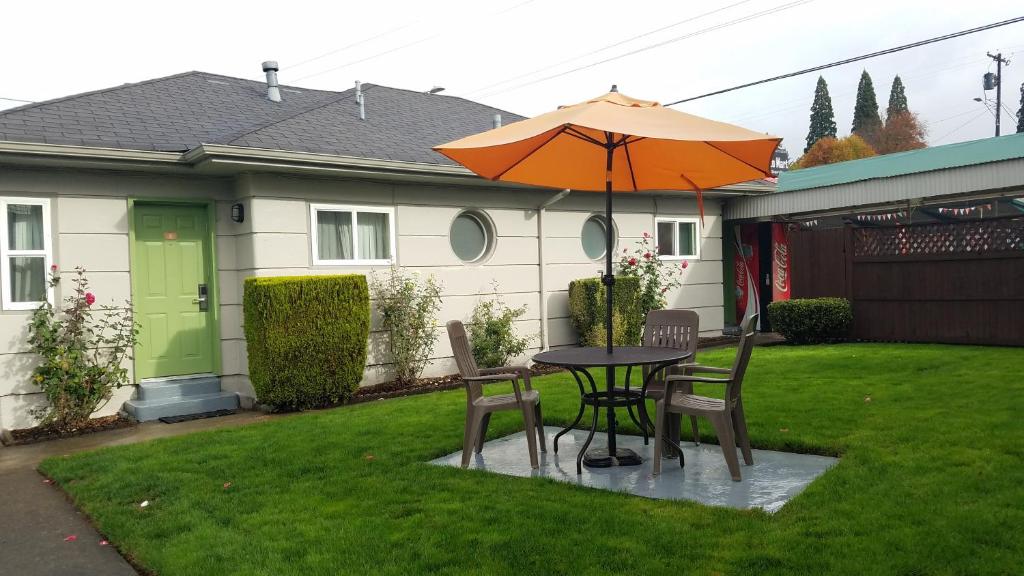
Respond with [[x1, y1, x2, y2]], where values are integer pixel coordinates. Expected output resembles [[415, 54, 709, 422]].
[[28, 267, 139, 432], [617, 232, 683, 332]]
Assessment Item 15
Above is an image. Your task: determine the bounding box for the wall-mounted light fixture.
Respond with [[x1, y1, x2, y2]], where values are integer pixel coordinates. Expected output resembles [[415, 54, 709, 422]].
[[231, 203, 245, 223]]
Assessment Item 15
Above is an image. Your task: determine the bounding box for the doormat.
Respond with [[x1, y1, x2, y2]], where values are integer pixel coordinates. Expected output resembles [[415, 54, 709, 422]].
[[158, 409, 236, 424]]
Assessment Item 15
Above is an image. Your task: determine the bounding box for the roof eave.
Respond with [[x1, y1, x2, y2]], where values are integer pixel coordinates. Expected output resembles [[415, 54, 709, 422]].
[[0, 140, 191, 172], [0, 140, 777, 194]]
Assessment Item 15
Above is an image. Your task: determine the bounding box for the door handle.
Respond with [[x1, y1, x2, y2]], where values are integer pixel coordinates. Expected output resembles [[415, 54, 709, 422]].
[[194, 283, 209, 311]]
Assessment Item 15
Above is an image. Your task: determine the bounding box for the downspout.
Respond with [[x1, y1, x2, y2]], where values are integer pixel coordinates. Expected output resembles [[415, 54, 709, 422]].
[[537, 189, 571, 351]]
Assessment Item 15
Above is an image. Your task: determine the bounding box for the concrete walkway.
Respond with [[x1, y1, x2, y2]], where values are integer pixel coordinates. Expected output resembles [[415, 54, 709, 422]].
[[0, 412, 266, 576]]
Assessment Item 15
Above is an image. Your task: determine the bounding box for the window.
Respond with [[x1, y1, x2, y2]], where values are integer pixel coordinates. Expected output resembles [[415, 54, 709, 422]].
[[449, 210, 494, 263], [0, 197, 53, 310], [655, 217, 700, 259], [581, 215, 615, 260], [310, 204, 394, 265]]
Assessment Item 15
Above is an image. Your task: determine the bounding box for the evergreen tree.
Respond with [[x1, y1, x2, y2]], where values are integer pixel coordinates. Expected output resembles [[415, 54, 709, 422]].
[[805, 76, 837, 153], [852, 70, 882, 143], [887, 75, 909, 118], [1017, 82, 1024, 134]]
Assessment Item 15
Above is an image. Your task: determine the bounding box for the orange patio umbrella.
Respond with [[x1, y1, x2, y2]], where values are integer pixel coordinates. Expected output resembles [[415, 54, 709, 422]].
[[435, 86, 780, 352]]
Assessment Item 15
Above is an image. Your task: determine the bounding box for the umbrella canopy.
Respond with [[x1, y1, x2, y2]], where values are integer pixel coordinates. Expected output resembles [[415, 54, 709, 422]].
[[435, 87, 780, 354], [434, 89, 781, 196]]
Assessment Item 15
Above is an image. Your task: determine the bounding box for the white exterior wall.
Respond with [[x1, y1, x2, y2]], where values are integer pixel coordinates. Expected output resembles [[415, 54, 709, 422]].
[[233, 173, 725, 394], [0, 166, 726, 429], [0, 167, 235, 430]]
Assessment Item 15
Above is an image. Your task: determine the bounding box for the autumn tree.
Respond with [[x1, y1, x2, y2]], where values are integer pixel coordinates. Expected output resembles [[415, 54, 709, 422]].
[[852, 70, 882, 146], [887, 75, 909, 117], [791, 134, 877, 169], [876, 111, 927, 154], [805, 76, 837, 152]]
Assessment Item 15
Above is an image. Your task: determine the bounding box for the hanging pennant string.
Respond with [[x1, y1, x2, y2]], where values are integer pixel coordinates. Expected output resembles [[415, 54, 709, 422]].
[[937, 204, 993, 216], [855, 210, 906, 222]]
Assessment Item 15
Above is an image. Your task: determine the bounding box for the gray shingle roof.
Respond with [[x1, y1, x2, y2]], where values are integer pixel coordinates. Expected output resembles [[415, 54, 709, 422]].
[[0, 71, 524, 164]]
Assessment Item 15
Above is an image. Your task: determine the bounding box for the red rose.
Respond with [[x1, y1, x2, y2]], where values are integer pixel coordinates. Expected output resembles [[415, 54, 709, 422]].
[[643, 252, 652, 260], [681, 260, 689, 269], [85, 293, 96, 306], [50, 264, 58, 272], [660, 287, 667, 294], [628, 257, 637, 266], [642, 232, 649, 238]]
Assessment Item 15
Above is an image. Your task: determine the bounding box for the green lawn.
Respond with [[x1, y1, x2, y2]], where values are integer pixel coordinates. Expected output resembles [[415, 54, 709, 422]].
[[41, 344, 1024, 575]]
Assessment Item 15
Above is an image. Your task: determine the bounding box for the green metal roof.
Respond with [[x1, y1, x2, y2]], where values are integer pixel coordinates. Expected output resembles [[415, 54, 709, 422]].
[[778, 132, 1024, 192]]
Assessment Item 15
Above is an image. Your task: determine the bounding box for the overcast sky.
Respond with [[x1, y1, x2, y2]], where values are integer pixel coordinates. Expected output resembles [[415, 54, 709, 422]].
[[2, 1, 1021, 156]]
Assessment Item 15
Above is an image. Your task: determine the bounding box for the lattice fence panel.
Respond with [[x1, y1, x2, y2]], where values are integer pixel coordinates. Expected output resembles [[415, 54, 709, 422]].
[[854, 217, 1024, 257]]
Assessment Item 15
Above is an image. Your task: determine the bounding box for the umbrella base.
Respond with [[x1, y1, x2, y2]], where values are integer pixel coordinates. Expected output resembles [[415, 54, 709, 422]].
[[583, 447, 643, 468]]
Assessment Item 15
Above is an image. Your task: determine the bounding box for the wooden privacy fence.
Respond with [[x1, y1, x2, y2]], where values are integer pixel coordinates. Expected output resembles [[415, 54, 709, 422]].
[[788, 216, 1024, 346]]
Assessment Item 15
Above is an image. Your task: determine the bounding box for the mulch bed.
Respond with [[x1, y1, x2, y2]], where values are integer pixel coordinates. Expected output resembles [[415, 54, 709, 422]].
[[7, 414, 136, 446], [348, 364, 565, 405]]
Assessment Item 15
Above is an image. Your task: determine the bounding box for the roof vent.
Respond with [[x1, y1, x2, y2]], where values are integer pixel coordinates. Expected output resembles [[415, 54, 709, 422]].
[[493, 114, 502, 128], [262, 61, 281, 102], [355, 81, 365, 120]]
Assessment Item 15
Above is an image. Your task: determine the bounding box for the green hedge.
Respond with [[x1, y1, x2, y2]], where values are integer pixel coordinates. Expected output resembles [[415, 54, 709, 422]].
[[243, 275, 370, 410], [568, 276, 642, 346], [767, 297, 852, 344]]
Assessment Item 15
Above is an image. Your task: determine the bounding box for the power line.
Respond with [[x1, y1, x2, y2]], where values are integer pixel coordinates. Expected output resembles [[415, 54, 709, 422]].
[[933, 108, 987, 142], [462, 0, 757, 97], [292, 0, 537, 83], [0, 96, 34, 103], [665, 15, 1024, 106], [288, 23, 420, 71], [476, 0, 814, 99], [724, 56, 989, 126]]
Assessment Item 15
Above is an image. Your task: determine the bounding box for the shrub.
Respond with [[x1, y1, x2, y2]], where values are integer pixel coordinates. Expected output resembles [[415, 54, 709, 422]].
[[28, 266, 139, 432], [568, 276, 641, 346], [369, 267, 442, 384], [617, 233, 684, 330], [767, 297, 853, 344], [469, 286, 532, 368], [243, 275, 369, 410]]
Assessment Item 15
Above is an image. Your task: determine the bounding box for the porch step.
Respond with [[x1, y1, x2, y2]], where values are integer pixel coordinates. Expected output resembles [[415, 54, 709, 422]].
[[123, 375, 239, 422], [136, 375, 222, 401]]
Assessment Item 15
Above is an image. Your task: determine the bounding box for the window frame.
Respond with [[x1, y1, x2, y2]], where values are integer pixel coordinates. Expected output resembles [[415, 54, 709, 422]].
[[0, 197, 54, 310], [581, 214, 617, 261], [654, 216, 701, 260], [449, 209, 495, 264], [309, 203, 396, 266]]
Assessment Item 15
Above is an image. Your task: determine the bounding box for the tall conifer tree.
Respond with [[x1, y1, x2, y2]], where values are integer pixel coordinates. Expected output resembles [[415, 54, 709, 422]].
[[887, 75, 909, 118], [1016, 82, 1024, 134], [805, 76, 837, 152], [852, 71, 882, 145]]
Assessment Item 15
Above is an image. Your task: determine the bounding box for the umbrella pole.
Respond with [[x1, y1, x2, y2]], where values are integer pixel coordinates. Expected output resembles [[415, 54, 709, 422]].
[[604, 143, 614, 354], [603, 141, 618, 460]]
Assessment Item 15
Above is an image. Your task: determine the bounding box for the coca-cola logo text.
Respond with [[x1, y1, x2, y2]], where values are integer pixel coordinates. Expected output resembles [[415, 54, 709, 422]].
[[773, 242, 788, 292]]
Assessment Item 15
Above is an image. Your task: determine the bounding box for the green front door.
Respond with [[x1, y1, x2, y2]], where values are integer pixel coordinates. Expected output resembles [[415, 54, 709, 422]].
[[132, 203, 214, 379]]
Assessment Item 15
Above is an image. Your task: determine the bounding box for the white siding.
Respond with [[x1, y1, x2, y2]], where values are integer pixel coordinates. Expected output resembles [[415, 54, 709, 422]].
[[233, 174, 725, 389], [0, 168, 234, 430], [0, 166, 728, 428]]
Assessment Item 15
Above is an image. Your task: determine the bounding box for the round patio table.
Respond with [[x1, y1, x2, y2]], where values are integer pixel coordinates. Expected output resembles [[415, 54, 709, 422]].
[[532, 346, 692, 474]]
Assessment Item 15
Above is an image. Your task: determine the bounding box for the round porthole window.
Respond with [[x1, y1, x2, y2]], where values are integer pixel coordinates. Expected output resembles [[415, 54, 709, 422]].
[[450, 210, 494, 263], [581, 215, 614, 260]]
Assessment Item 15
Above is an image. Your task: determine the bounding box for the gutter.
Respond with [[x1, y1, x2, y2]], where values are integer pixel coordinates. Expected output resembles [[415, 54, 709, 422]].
[[0, 140, 776, 196], [0, 140, 188, 171], [537, 189, 571, 351]]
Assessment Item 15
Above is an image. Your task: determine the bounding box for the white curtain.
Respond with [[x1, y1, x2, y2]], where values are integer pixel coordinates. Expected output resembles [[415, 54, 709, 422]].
[[8, 205, 44, 302], [317, 211, 353, 261], [357, 212, 390, 260]]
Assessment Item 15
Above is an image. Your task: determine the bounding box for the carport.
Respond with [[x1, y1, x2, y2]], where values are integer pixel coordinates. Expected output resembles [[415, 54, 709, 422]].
[[722, 132, 1024, 345]]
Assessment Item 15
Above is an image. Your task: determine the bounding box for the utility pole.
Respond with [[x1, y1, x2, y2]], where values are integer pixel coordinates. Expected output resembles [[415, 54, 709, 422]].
[[985, 52, 1010, 136]]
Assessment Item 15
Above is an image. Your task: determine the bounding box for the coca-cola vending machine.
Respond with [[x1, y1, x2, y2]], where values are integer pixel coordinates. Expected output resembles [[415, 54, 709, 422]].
[[734, 222, 790, 332]]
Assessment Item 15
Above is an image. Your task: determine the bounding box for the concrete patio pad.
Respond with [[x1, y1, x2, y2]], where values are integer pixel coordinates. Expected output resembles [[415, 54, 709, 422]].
[[431, 426, 837, 512]]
